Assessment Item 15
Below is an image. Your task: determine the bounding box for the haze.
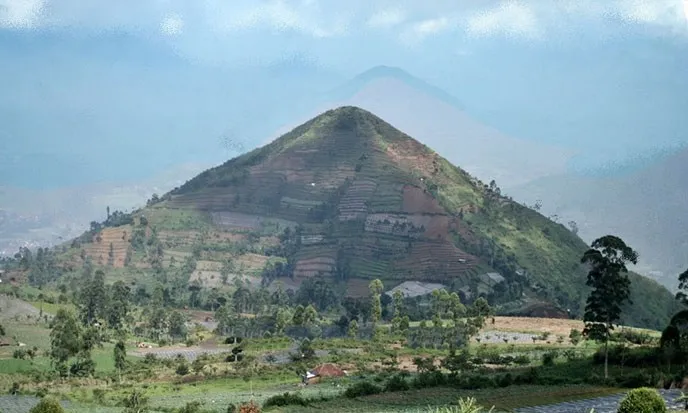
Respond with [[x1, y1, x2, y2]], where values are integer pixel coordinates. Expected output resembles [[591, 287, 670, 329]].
[[1, 0, 688, 289]]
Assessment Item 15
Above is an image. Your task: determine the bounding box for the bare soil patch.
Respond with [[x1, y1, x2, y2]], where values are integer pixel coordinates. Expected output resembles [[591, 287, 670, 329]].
[[402, 185, 445, 214], [490, 316, 584, 336]]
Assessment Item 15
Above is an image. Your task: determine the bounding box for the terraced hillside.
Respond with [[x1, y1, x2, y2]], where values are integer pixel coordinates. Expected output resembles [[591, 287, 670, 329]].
[[69, 106, 679, 329]]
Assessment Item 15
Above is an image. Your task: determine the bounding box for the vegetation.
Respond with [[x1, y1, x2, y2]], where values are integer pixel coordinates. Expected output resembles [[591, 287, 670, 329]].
[[581, 235, 638, 379], [0, 106, 686, 413], [617, 387, 666, 413]]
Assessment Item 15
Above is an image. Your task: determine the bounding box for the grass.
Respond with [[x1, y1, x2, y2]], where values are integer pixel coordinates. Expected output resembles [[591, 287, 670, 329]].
[[141, 206, 211, 232], [271, 385, 623, 413], [27, 301, 76, 316]]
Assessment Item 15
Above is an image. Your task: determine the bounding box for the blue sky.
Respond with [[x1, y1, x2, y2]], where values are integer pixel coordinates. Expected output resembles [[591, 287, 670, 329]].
[[1, 0, 688, 188]]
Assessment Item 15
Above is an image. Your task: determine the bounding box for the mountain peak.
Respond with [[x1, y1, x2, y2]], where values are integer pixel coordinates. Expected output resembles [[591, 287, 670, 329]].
[[330, 66, 464, 110]]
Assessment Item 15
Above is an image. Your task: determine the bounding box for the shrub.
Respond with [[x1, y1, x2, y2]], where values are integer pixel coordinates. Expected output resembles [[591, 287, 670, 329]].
[[384, 374, 410, 392], [175, 362, 190, 376], [513, 354, 530, 365], [29, 398, 65, 413], [428, 397, 495, 413], [344, 381, 382, 398], [541, 351, 557, 366], [569, 329, 583, 345], [263, 392, 310, 408], [617, 387, 666, 413], [237, 400, 260, 413], [412, 371, 447, 389], [178, 401, 204, 413]]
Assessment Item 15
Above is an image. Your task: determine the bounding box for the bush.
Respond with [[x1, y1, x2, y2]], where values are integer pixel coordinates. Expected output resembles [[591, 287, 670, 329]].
[[617, 387, 666, 413], [384, 374, 410, 392], [595, 345, 661, 368], [541, 351, 557, 366], [412, 371, 447, 389], [29, 398, 65, 413], [513, 354, 530, 365], [175, 362, 190, 376], [344, 381, 382, 398], [263, 392, 310, 408]]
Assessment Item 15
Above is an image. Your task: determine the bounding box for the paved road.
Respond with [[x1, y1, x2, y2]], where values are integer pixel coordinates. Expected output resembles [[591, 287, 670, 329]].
[[515, 389, 685, 413]]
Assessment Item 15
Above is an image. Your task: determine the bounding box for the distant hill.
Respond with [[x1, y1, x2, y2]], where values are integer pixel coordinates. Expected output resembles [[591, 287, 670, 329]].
[[272, 66, 577, 189], [59, 106, 680, 330], [510, 146, 688, 291]]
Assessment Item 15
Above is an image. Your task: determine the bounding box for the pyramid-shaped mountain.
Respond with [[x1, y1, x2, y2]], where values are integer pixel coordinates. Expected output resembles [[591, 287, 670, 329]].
[[78, 106, 677, 329]]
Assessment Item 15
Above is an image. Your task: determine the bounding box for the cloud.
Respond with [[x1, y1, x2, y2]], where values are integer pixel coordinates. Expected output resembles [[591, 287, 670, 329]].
[[367, 8, 406, 29], [0, 0, 45, 29], [160, 14, 183, 36], [465, 1, 540, 39], [614, 0, 686, 26], [208, 0, 350, 38], [399, 16, 457, 46], [1, 0, 686, 42]]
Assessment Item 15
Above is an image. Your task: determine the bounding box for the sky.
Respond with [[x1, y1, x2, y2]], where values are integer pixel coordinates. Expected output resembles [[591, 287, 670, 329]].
[[1, 0, 688, 188]]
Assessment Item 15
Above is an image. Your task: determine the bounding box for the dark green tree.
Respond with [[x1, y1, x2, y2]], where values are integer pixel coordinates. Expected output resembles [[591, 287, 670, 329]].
[[168, 311, 188, 341], [369, 279, 384, 326], [676, 268, 688, 306], [107, 281, 131, 332], [78, 269, 107, 326], [114, 340, 127, 383], [49, 309, 81, 377], [581, 235, 638, 379]]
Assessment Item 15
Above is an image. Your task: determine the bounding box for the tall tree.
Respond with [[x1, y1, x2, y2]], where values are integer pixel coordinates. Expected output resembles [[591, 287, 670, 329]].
[[303, 305, 318, 327], [369, 279, 384, 326], [168, 311, 187, 341], [78, 269, 106, 326], [347, 319, 359, 339], [114, 340, 127, 383], [49, 309, 81, 377], [676, 268, 688, 306], [581, 235, 638, 379], [108, 281, 131, 333], [215, 304, 236, 336]]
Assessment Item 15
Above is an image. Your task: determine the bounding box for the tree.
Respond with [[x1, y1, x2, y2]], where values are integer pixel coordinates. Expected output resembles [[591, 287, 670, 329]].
[[168, 311, 187, 341], [369, 279, 384, 326], [274, 308, 291, 335], [78, 269, 106, 326], [347, 319, 359, 339], [215, 304, 236, 336], [292, 305, 305, 326], [303, 305, 318, 327], [108, 281, 131, 332], [29, 397, 65, 413], [581, 235, 638, 379], [114, 340, 127, 383], [676, 268, 688, 306], [49, 309, 81, 377]]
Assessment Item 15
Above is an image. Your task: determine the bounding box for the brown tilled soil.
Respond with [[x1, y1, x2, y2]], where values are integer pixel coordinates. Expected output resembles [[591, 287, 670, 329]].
[[83, 225, 133, 268], [402, 185, 445, 214], [491, 316, 584, 336]]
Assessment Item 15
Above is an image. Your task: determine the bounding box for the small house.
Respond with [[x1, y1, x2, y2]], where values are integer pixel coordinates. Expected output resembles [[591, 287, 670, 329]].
[[302, 363, 346, 385]]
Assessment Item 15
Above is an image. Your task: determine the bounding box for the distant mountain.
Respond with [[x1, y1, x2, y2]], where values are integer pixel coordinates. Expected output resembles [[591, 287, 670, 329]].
[[272, 66, 578, 189], [509, 146, 688, 290], [63, 106, 679, 330]]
